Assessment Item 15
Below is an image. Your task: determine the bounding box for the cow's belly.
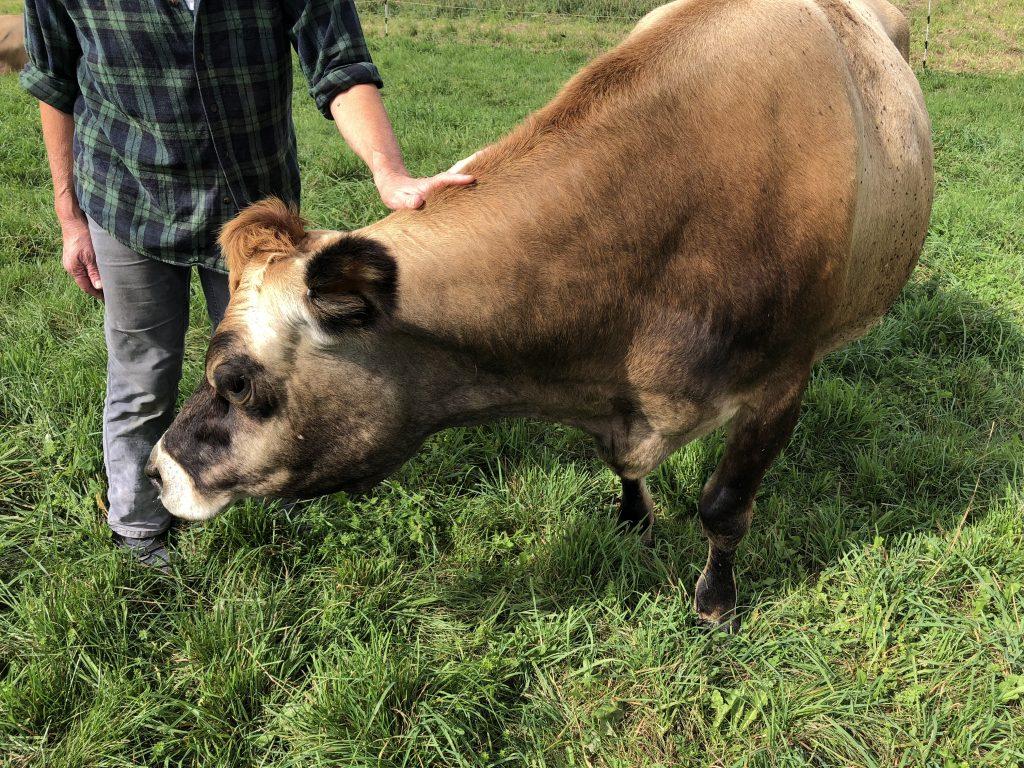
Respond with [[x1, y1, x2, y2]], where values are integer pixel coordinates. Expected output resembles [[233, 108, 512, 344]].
[[580, 386, 745, 480]]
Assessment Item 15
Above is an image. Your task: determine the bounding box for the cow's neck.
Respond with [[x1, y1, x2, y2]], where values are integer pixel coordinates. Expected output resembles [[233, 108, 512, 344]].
[[362, 192, 562, 348], [357, 190, 630, 433]]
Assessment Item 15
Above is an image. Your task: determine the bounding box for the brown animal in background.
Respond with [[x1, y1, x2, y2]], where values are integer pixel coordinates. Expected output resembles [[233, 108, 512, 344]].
[[860, 0, 910, 61], [149, 0, 933, 630], [0, 15, 26, 75]]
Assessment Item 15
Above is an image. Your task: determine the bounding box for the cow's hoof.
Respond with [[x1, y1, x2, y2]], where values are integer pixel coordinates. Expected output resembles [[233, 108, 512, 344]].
[[615, 486, 654, 547], [614, 506, 653, 546], [694, 571, 739, 633], [614, 520, 654, 547], [696, 610, 741, 634]]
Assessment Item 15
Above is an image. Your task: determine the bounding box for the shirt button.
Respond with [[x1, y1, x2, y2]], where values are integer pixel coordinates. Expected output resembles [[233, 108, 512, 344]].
[[222, 195, 232, 205], [209, 102, 219, 113], [197, 51, 206, 62]]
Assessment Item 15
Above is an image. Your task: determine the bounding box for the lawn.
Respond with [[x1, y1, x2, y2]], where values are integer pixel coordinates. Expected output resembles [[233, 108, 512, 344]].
[[1, 3, 1023, 766]]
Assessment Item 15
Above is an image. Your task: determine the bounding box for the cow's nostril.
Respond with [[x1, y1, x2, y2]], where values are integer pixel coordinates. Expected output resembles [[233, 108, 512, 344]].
[[145, 460, 163, 492]]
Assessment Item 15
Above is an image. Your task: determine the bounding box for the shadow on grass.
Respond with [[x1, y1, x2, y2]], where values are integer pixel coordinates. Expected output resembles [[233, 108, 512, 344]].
[[165, 276, 1023, 633], [422, 277, 1024, 624]]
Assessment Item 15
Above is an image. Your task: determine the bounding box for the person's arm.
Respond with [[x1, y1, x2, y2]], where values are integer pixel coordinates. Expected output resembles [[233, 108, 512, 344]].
[[288, 0, 472, 210], [40, 102, 102, 299], [21, 0, 102, 299], [329, 84, 473, 210]]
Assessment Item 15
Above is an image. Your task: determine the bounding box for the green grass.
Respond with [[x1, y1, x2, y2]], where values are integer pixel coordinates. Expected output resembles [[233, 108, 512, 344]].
[[2, 8, 1024, 768], [353, 0, 1023, 74]]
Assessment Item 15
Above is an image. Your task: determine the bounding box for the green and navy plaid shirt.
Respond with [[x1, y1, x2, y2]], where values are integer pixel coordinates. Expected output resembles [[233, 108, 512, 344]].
[[21, 0, 382, 272]]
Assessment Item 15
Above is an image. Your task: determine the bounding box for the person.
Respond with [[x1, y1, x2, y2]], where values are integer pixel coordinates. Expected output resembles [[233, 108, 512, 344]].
[[21, 0, 473, 569]]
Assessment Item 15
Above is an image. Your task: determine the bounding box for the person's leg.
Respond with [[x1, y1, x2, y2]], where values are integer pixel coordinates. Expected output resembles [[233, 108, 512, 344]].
[[90, 218, 191, 541], [198, 267, 230, 330]]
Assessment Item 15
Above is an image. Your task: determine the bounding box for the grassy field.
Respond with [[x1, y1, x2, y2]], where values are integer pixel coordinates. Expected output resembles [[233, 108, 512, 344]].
[[2, 2, 1023, 766]]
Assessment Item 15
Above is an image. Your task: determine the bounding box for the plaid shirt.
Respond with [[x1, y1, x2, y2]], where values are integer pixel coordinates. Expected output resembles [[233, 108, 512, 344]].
[[21, 0, 382, 272]]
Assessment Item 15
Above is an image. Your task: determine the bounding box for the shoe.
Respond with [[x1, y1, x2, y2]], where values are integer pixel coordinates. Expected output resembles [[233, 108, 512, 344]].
[[112, 531, 171, 572]]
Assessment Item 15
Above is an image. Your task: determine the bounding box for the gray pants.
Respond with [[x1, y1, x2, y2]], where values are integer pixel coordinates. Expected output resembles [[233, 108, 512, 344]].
[[89, 218, 230, 537]]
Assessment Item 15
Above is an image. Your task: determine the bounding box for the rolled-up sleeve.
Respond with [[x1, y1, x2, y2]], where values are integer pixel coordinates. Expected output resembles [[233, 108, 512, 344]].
[[20, 0, 81, 114], [287, 0, 383, 119]]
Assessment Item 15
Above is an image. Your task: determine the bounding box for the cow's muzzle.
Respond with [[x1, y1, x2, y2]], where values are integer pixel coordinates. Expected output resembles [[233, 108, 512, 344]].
[[147, 440, 232, 521]]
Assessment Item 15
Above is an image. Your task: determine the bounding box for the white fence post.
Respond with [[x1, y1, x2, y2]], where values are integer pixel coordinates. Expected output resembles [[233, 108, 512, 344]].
[[923, 0, 932, 69]]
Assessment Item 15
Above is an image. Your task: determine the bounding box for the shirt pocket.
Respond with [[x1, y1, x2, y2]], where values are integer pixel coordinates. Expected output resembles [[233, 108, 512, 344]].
[[71, 0, 193, 74]]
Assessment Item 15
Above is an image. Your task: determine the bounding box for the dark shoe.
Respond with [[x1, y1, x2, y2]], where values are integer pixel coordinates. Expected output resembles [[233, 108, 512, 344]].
[[112, 531, 171, 573]]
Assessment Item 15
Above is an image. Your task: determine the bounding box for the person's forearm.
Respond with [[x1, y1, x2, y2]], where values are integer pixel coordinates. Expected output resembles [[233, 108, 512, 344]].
[[39, 102, 84, 229], [329, 82, 475, 210], [40, 101, 103, 299], [329, 84, 408, 182]]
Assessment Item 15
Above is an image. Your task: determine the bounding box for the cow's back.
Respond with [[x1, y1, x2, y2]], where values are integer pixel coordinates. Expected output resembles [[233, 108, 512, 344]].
[[383, 0, 932, 405], [859, 0, 911, 61], [627, 0, 932, 365]]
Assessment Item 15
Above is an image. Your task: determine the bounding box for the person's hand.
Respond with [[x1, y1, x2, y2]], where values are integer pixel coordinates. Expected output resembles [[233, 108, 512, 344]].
[[447, 152, 479, 175], [60, 216, 103, 300], [374, 166, 475, 210]]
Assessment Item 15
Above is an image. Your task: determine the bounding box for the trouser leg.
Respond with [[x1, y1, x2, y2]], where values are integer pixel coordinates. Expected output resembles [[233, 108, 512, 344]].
[[90, 219, 191, 537], [198, 266, 230, 330]]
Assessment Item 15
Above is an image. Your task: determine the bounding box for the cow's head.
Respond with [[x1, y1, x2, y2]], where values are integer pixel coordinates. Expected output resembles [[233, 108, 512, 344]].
[[147, 198, 432, 520]]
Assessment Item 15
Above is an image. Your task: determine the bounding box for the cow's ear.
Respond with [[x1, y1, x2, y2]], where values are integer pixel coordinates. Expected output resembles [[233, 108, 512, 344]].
[[304, 235, 397, 330], [220, 198, 306, 294]]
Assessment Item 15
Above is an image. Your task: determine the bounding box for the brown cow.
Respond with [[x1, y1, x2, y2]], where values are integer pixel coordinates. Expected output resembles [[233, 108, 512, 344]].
[[0, 15, 26, 75], [149, 0, 933, 629]]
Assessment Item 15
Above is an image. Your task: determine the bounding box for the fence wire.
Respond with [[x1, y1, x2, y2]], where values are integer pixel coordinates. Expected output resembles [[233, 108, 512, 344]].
[[365, 0, 651, 25]]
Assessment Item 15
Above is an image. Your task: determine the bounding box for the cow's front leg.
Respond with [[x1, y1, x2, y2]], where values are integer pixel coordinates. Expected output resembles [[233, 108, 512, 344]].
[[617, 477, 654, 544], [696, 374, 808, 632]]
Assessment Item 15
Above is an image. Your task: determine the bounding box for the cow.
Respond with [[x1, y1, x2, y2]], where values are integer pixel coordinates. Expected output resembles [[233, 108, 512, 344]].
[[148, 0, 934, 630], [0, 15, 27, 75]]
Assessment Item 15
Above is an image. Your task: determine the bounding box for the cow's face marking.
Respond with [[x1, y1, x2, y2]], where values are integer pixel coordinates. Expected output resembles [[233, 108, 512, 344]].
[[149, 198, 417, 520]]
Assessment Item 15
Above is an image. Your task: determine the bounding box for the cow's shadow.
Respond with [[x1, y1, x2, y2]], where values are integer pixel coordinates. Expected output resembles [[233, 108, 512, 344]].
[[425, 278, 1024, 623], [204, 279, 1022, 626]]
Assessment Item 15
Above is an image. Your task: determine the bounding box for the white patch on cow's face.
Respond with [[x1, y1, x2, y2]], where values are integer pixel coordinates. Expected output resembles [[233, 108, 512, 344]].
[[230, 279, 342, 360], [239, 295, 283, 358], [229, 257, 320, 360], [149, 440, 231, 521], [234, 262, 286, 358]]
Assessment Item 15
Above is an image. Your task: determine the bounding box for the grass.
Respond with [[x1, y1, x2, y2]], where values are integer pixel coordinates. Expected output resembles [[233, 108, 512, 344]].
[[351, 0, 1024, 75], [2, 4, 1023, 767]]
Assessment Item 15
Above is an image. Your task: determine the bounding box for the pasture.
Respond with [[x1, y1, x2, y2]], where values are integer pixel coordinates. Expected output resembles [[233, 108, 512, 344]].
[[1, 1, 1023, 765]]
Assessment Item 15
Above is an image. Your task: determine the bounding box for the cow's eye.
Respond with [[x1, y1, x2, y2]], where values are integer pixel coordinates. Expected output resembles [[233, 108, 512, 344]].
[[219, 372, 252, 405]]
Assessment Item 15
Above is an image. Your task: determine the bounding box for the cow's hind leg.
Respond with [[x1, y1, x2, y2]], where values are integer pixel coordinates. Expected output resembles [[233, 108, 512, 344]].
[[617, 477, 654, 544], [696, 375, 808, 631]]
